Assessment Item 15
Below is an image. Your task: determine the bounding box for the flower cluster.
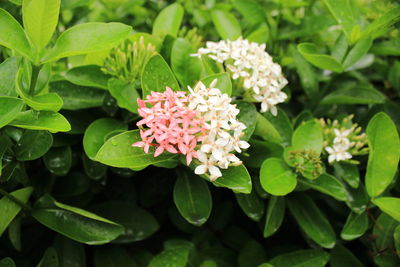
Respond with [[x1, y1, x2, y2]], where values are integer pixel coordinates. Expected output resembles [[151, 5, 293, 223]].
[[133, 81, 249, 180], [193, 37, 288, 115], [319, 115, 368, 164]]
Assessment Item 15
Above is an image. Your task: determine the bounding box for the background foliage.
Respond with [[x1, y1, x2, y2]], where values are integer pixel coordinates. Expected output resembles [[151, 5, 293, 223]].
[[0, 0, 399, 266]]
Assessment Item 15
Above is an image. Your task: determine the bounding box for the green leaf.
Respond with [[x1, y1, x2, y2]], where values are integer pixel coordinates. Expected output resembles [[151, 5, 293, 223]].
[[94, 246, 138, 267], [171, 38, 202, 87], [37, 247, 59, 267], [361, 7, 400, 40], [211, 9, 242, 40], [0, 57, 18, 97], [322, 0, 361, 42], [141, 54, 180, 97], [22, 0, 60, 53], [243, 140, 283, 168], [49, 81, 106, 110], [260, 158, 297, 196], [90, 202, 159, 243], [174, 170, 212, 226], [298, 43, 344, 72], [298, 173, 347, 201], [343, 37, 373, 69], [345, 184, 369, 214], [95, 130, 176, 169], [0, 97, 24, 128], [235, 189, 264, 222], [0, 187, 33, 236], [238, 240, 267, 267], [262, 109, 292, 146], [65, 65, 110, 90], [373, 213, 399, 251], [329, 245, 364, 267], [107, 79, 140, 113], [269, 249, 330, 267], [10, 110, 71, 132], [253, 113, 282, 144], [291, 120, 323, 154], [234, 102, 257, 141], [0, 8, 32, 59], [394, 225, 400, 257], [83, 118, 127, 159], [321, 86, 385, 105], [232, 0, 265, 27], [82, 154, 107, 180], [287, 194, 336, 248], [0, 258, 16, 267], [15, 130, 53, 161], [211, 165, 252, 194], [333, 162, 360, 188], [148, 241, 192, 267], [152, 3, 184, 37], [264, 196, 285, 238], [373, 197, 400, 223], [42, 22, 132, 62], [32, 196, 124, 245], [43, 146, 72, 176], [365, 112, 400, 197], [340, 212, 368, 241], [200, 72, 232, 96]]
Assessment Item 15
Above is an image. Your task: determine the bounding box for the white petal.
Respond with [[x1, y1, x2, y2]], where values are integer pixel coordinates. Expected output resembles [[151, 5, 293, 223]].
[[209, 166, 222, 180], [194, 165, 207, 175]]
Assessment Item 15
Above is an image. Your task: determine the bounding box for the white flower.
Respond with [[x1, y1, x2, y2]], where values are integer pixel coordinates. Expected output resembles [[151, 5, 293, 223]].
[[194, 152, 222, 181], [194, 37, 288, 115], [325, 128, 354, 163]]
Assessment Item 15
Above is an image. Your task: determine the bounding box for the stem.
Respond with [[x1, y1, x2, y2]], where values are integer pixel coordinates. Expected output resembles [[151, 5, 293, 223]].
[[0, 188, 32, 212], [28, 65, 41, 96]]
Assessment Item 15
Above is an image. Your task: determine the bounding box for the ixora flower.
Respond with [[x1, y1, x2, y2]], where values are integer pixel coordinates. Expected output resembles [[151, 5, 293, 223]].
[[133, 80, 249, 180], [319, 115, 368, 164], [192, 37, 288, 115]]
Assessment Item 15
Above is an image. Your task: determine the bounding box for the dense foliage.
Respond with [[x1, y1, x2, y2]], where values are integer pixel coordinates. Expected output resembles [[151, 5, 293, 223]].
[[0, 0, 400, 266]]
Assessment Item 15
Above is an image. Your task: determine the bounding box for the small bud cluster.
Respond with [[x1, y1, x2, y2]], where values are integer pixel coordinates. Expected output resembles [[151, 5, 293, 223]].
[[319, 115, 368, 164], [288, 149, 324, 179]]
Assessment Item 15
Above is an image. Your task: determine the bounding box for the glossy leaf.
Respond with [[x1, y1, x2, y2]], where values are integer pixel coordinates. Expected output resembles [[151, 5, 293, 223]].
[[15, 130, 53, 161], [235, 190, 264, 222], [82, 154, 107, 180], [10, 110, 71, 132], [365, 112, 400, 197], [49, 81, 106, 110], [211, 10, 242, 40], [243, 140, 283, 168], [0, 57, 18, 97], [174, 170, 212, 226], [373, 197, 400, 223], [253, 113, 282, 144], [0, 8, 32, 59], [43, 146, 72, 176], [171, 38, 202, 87], [262, 109, 293, 146], [65, 65, 110, 90], [330, 245, 364, 267], [0, 187, 33, 236], [235, 102, 257, 141], [211, 165, 252, 194], [260, 158, 297, 196], [333, 162, 360, 188], [148, 241, 193, 267], [107, 78, 140, 113], [200, 72, 232, 96], [264, 196, 285, 238], [298, 173, 347, 201], [298, 43, 344, 72], [95, 130, 177, 169], [152, 3, 184, 37], [37, 247, 59, 267], [343, 37, 373, 68], [141, 54, 180, 97], [287, 194, 336, 248], [340, 212, 368, 241], [291, 120, 323, 154], [0, 97, 24, 128], [22, 0, 60, 52], [321, 86, 385, 105], [372, 213, 399, 251], [42, 22, 131, 62], [269, 249, 330, 267]]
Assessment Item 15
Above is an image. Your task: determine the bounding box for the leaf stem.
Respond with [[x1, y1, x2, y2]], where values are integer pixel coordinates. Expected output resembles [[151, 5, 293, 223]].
[[28, 65, 41, 96], [0, 188, 32, 212]]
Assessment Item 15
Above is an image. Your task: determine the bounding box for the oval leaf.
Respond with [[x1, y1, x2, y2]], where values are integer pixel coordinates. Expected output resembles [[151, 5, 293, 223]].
[[152, 3, 184, 37], [373, 197, 400, 223], [298, 173, 348, 201], [321, 86, 385, 105], [211, 10, 242, 40], [264, 196, 285, 238], [298, 43, 344, 72], [15, 130, 53, 161], [260, 158, 297, 196], [269, 249, 330, 267], [200, 72, 232, 96], [0, 97, 24, 128], [65, 65, 110, 90], [10, 110, 71, 132], [340, 212, 369, 241], [235, 190, 264, 222]]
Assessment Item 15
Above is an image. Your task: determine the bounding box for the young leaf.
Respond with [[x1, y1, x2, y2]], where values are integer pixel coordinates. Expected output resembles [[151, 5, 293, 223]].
[[0, 8, 32, 59], [365, 112, 400, 197], [287, 194, 336, 248], [329, 245, 364, 267], [141, 54, 180, 97], [148, 241, 193, 267], [264, 196, 285, 238], [15, 130, 53, 161], [107, 79, 140, 113], [152, 3, 184, 37], [340, 212, 368, 241], [361, 7, 400, 40], [373, 197, 400, 223], [42, 22, 132, 62], [0, 57, 18, 97], [22, 0, 60, 52], [171, 38, 202, 87], [0, 97, 24, 128], [343, 37, 373, 69], [269, 249, 330, 267], [297, 43, 344, 72], [291, 120, 323, 154], [200, 72, 232, 96], [95, 130, 177, 169], [65, 65, 110, 90], [298, 174, 348, 201], [235, 190, 264, 222], [321, 86, 385, 105], [211, 10, 242, 40], [211, 165, 252, 194], [0, 187, 33, 236], [83, 118, 127, 159], [260, 158, 297, 196], [174, 170, 212, 226], [10, 110, 71, 133]]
